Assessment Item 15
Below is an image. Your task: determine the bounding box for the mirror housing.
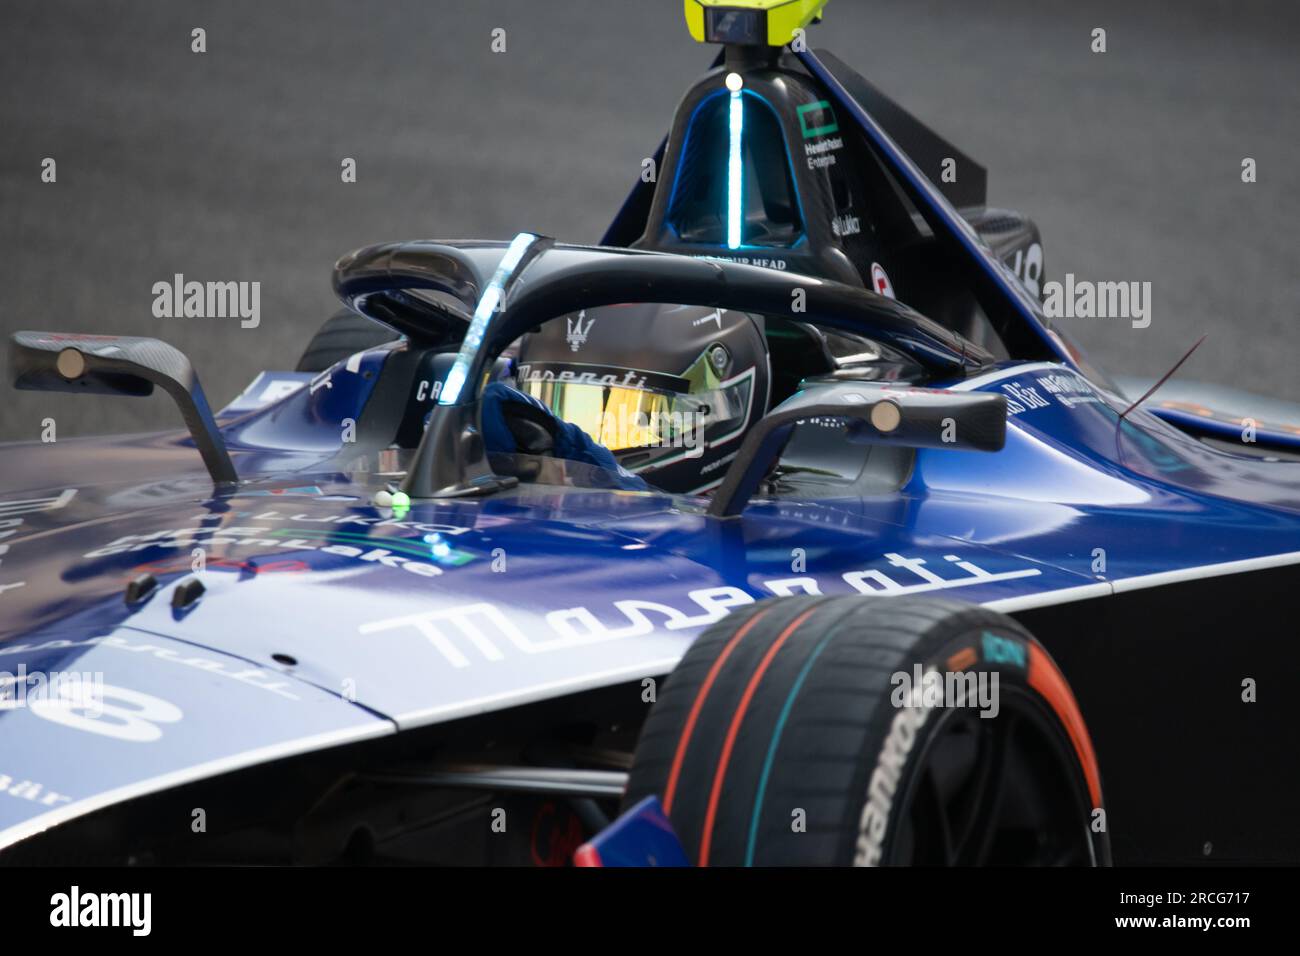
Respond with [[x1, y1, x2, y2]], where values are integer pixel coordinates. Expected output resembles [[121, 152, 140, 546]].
[[708, 381, 1006, 517], [10, 331, 238, 486]]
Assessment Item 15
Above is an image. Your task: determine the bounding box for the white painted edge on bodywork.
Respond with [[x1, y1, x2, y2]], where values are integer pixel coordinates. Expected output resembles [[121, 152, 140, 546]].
[[981, 581, 1112, 613], [0, 657, 688, 853], [1109, 548, 1300, 593], [947, 361, 1070, 391], [0, 719, 394, 852], [984, 548, 1300, 613]]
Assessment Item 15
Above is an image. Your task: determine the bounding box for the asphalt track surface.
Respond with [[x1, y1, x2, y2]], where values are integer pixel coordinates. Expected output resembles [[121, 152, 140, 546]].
[[1, 0, 1297, 441]]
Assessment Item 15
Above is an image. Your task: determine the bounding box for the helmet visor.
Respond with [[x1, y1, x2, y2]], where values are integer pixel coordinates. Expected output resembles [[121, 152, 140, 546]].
[[519, 351, 755, 458]]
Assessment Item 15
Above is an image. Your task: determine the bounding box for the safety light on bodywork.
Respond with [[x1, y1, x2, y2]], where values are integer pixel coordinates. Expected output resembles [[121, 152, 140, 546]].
[[439, 232, 537, 406], [684, 0, 830, 47]]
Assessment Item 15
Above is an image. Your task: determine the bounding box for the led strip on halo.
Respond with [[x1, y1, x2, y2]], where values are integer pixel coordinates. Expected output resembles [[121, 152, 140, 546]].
[[438, 231, 538, 406]]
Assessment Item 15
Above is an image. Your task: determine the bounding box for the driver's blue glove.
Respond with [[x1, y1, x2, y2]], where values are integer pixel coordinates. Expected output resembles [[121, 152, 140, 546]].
[[480, 381, 649, 491]]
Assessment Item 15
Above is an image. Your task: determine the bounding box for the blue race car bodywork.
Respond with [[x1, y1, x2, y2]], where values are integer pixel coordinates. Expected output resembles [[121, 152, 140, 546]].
[[5, 340, 1299, 861], [2, 41, 1298, 866]]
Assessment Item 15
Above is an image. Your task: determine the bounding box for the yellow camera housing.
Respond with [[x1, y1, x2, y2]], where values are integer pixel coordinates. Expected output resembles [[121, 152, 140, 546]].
[[684, 0, 830, 48]]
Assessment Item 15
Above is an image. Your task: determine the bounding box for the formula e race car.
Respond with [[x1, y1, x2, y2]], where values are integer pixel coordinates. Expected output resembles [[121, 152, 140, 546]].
[[3, 0, 1298, 868]]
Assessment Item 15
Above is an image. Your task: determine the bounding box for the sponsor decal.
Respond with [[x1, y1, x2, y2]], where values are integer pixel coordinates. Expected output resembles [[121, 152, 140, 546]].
[[870, 262, 895, 299], [946, 646, 978, 672], [1034, 371, 1102, 408], [0, 489, 77, 519], [981, 631, 1027, 669], [692, 308, 724, 330], [0, 771, 73, 810], [361, 589, 753, 668], [698, 449, 739, 475], [999, 369, 1102, 416], [26, 681, 181, 743], [209, 510, 471, 534], [831, 213, 861, 238], [838, 552, 1040, 596], [0, 489, 77, 599], [1008, 242, 1044, 298], [84, 518, 479, 577], [803, 137, 842, 169], [798, 101, 843, 169], [692, 253, 789, 270], [229, 485, 352, 499], [238, 374, 304, 406], [797, 99, 839, 139], [566, 310, 594, 351], [0, 634, 299, 702], [415, 377, 443, 402], [361, 552, 1042, 668], [516, 362, 652, 392], [1001, 381, 1050, 415], [855, 679, 931, 866]]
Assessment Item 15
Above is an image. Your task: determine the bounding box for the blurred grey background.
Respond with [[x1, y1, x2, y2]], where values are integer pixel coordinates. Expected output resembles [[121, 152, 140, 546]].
[[1, 0, 1297, 441]]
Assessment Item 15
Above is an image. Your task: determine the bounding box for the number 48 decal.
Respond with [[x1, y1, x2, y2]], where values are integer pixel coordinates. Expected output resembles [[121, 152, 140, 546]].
[[28, 682, 182, 742], [1010, 242, 1044, 298]]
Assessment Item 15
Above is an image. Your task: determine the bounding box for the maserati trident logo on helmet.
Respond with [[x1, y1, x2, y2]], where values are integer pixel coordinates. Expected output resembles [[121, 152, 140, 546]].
[[566, 310, 594, 352]]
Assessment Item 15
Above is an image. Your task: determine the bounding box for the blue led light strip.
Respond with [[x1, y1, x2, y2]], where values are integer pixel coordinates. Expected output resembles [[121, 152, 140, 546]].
[[438, 232, 537, 405], [727, 91, 744, 250]]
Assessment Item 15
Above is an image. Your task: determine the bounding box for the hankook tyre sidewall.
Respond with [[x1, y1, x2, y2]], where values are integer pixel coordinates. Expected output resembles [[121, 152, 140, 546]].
[[849, 623, 1106, 867]]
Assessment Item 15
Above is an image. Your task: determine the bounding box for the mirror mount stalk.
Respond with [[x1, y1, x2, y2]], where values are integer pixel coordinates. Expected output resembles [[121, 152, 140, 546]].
[[709, 382, 1007, 518], [399, 399, 517, 499], [11, 332, 239, 487]]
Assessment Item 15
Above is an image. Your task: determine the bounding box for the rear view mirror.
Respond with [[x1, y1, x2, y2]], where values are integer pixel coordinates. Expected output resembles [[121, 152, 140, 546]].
[[709, 381, 1006, 517], [10, 331, 238, 486]]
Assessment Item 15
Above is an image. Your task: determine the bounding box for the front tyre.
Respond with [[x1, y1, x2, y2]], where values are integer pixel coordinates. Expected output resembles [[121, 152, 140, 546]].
[[625, 595, 1108, 866]]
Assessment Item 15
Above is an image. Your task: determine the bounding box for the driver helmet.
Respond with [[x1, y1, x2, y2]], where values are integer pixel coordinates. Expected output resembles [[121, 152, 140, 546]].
[[515, 303, 771, 494]]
